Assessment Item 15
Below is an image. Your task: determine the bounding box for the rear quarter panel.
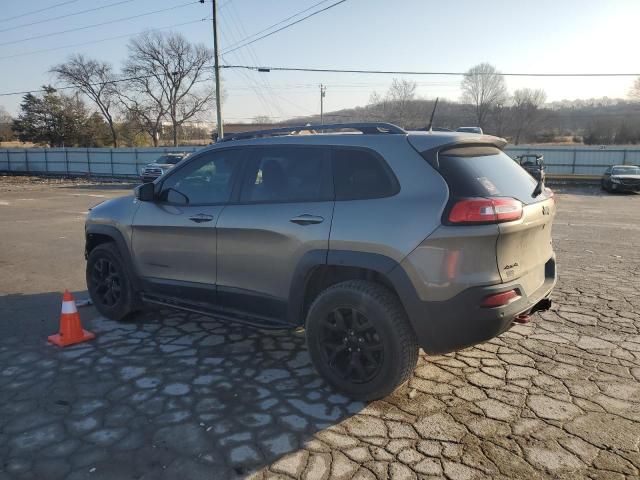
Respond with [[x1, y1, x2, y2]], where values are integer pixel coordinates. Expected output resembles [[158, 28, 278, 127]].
[[329, 136, 448, 266]]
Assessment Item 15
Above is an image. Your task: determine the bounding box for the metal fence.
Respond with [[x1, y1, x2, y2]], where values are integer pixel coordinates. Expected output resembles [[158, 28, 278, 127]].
[[504, 145, 640, 176], [1, 145, 639, 178], [0, 146, 201, 177]]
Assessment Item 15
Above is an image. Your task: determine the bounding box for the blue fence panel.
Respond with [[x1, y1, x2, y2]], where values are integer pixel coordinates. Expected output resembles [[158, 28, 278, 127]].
[[0, 145, 638, 178]]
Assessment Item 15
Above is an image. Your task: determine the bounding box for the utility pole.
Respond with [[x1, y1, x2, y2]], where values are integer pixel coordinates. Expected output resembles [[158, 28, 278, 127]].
[[320, 84, 327, 125], [212, 0, 224, 140]]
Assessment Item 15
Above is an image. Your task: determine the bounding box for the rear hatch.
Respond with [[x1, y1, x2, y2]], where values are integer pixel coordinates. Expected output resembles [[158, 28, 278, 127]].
[[422, 144, 555, 296]]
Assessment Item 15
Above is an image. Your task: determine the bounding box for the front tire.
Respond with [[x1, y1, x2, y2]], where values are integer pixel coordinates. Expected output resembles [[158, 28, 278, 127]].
[[305, 280, 418, 401], [86, 243, 136, 321]]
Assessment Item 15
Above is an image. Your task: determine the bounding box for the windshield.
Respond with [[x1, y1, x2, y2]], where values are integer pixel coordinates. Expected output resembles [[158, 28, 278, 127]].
[[612, 166, 640, 175], [436, 147, 544, 205], [156, 155, 184, 165]]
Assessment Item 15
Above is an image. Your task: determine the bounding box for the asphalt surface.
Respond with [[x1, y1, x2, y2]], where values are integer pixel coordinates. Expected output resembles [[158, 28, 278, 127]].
[[0, 176, 639, 479]]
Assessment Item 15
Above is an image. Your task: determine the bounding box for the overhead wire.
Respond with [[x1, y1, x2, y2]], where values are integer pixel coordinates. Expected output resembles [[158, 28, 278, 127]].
[[0, 0, 80, 24], [222, 65, 640, 77], [0, 0, 136, 34], [221, 0, 348, 55], [0, 18, 211, 61], [218, 13, 277, 119], [0, 1, 204, 48], [221, 0, 332, 51], [225, 2, 287, 118]]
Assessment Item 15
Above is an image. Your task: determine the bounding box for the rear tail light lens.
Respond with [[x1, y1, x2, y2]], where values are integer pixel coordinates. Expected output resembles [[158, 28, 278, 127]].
[[481, 289, 521, 308], [448, 197, 522, 224]]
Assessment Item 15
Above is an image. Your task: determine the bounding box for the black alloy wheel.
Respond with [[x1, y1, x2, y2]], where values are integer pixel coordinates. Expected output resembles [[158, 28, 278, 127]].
[[320, 307, 384, 384]]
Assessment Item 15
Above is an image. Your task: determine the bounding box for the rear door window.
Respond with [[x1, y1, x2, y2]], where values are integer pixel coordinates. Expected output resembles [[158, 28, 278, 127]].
[[239, 146, 332, 203], [434, 147, 543, 205], [333, 148, 398, 200]]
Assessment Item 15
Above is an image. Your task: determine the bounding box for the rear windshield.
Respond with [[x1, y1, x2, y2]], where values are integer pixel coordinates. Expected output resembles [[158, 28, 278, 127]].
[[432, 147, 543, 205]]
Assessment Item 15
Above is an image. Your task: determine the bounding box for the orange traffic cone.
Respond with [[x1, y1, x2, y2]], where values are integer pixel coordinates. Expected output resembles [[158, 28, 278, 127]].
[[48, 290, 95, 347]]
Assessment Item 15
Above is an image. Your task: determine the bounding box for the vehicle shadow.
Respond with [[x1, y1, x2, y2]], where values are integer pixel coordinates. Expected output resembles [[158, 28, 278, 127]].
[[0, 291, 368, 479]]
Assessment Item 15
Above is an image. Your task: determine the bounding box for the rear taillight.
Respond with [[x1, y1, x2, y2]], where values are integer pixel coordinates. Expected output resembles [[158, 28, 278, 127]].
[[481, 289, 521, 308], [448, 197, 523, 225]]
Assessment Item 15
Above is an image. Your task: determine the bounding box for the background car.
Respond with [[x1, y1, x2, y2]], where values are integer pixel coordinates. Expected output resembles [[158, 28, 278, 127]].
[[456, 126, 483, 134], [601, 165, 640, 192], [140, 153, 189, 183], [515, 154, 546, 183]]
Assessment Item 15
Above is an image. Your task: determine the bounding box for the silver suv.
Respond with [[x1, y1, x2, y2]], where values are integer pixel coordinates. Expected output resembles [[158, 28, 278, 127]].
[[85, 123, 557, 400]]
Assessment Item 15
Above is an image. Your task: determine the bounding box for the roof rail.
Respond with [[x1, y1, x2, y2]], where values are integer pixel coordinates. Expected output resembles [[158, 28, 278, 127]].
[[218, 122, 406, 142]]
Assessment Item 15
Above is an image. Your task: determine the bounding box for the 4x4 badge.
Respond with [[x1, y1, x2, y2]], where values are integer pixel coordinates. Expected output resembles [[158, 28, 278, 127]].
[[542, 205, 550, 215]]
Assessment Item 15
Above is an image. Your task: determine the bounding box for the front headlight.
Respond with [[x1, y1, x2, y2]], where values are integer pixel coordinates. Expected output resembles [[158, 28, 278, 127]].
[[611, 178, 621, 184]]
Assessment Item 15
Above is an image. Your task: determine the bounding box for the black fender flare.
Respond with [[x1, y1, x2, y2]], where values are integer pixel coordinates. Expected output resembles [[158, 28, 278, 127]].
[[85, 224, 142, 291], [286, 249, 418, 325]]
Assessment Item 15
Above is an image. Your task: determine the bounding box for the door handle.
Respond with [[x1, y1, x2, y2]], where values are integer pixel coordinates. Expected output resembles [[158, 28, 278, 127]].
[[290, 214, 324, 225], [189, 213, 214, 223]]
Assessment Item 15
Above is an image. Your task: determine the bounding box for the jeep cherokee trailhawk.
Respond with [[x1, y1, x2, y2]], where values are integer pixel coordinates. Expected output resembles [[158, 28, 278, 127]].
[[85, 123, 557, 400]]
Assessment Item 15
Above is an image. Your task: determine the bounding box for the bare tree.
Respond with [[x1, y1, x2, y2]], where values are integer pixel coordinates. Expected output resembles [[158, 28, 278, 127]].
[[50, 55, 119, 146], [387, 79, 416, 106], [461, 63, 508, 129], [122, 31, 214, 146], [630, 77, 640, 102], [0, 106, 14, 142], [387, 78, 417, 126], [252, 115, 273, 124], [117, 85, 166, 147], [512, 88, 547, 144]]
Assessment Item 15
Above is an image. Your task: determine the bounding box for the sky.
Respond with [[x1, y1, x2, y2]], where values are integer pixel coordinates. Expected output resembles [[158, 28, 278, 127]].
[[1, 0, 639, 123]]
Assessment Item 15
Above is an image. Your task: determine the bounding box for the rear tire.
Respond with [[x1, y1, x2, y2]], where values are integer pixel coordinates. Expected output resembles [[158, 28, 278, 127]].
[[305, 280, 418, 401], [86, 243, 136, 321]]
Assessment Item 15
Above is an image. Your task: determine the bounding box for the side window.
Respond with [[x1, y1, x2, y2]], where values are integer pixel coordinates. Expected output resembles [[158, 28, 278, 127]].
[[333, 148, 398, 200], [159, 149, 242, 205], [240, 146, 331, 203]]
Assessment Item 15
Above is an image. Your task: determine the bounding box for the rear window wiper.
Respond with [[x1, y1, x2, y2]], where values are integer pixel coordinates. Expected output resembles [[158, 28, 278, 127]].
[[532, 177, 544, 198]]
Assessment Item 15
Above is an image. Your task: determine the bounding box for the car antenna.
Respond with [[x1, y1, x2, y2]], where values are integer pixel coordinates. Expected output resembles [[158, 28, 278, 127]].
[[426, 97, 439, 133]]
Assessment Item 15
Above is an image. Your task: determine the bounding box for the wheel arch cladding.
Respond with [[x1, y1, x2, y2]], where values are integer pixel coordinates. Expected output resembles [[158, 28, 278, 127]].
[[85, 224, 142, 290], [288, 249, 412, 326]]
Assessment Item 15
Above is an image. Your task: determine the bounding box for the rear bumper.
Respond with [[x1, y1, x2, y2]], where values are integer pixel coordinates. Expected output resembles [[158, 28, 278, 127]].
[[390, 255, 557, 354]]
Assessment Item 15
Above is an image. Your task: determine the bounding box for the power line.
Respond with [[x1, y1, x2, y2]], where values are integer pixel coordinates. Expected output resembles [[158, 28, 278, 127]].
[[0, 0, 136, 34], [222, 0, 348, 55], [222, 65, 640, 77], [222, 0, 332, 51], [2, 62, 638, 98], [0, 18, 210, 61], [225, 2, 288, 119], [0, 0, 80, 24], [0, 1, 203, 48], [0, 68, 213, 98]]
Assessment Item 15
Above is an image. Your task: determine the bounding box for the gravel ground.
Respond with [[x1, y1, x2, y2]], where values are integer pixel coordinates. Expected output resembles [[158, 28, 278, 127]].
[[0, 177, 639, 479]]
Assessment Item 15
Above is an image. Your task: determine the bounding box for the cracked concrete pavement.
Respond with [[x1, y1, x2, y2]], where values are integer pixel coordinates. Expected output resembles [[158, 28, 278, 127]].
[[0, 177, 639, 479]]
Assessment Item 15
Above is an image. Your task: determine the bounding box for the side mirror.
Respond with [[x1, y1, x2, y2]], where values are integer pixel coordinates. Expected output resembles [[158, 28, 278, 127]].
[[134, 182, 155, 202]]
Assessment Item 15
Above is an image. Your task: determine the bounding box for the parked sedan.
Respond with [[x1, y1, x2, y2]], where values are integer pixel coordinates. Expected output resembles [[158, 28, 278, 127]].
[[601, 165, 640, 193], [140, 153, 189, 183]]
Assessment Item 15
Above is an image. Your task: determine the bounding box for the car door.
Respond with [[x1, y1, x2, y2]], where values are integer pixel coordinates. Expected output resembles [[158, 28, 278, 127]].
[[131, 148, 244, 302], [216, 145, 333, 324]]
